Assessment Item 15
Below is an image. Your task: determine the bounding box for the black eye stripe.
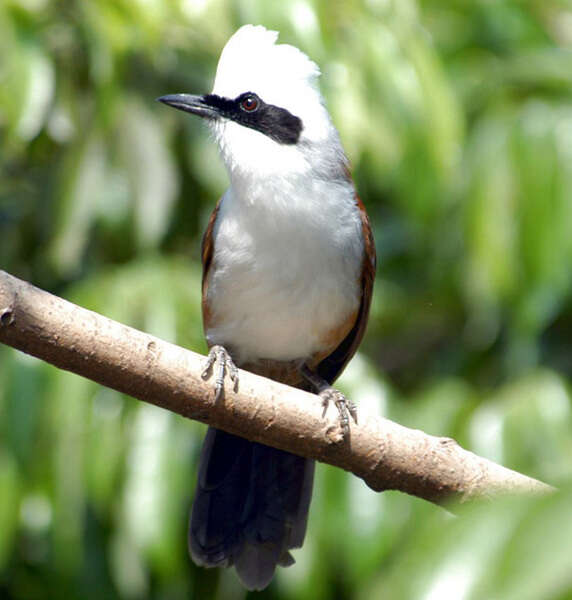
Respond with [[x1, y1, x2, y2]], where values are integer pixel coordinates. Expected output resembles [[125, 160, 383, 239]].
[[202, 93, 303, 145]]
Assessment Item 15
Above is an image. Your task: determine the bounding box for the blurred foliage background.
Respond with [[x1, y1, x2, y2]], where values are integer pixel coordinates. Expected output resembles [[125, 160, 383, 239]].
[[2, 0, 572, 598]]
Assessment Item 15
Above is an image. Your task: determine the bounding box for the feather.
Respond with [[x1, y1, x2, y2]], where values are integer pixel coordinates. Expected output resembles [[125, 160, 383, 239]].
[[190, 428, 315, 590]]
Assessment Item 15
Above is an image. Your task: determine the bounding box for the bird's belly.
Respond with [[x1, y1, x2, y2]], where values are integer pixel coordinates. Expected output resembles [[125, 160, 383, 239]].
[[204, 247, 361, 365]]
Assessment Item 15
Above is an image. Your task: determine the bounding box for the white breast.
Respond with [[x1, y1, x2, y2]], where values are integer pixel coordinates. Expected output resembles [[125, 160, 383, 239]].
[[204, 176, 364, 364]]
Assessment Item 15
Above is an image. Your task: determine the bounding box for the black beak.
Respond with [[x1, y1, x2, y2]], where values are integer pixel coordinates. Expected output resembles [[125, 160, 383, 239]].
[[157, 94, 218, 119]]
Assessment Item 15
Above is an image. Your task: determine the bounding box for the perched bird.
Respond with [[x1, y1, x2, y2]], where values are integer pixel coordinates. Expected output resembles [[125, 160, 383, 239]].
[[159, 25, 375, 590]]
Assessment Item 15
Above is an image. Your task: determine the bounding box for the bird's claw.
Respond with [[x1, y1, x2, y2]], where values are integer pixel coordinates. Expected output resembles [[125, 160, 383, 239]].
[[202, 345, 238, 401], [319, 387, 358, 437]]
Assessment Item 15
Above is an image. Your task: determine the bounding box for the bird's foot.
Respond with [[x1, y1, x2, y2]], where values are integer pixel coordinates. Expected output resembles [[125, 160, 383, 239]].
[[319, 387, 358, 436], [201, 345, 238, 401], [301, 365, 357, 437]]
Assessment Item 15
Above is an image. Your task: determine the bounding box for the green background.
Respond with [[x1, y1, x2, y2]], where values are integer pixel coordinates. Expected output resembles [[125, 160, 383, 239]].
[[2, 0, 572, 598]]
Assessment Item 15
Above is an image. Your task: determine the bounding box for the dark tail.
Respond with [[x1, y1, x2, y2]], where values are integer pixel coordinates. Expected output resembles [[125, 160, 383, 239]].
[[189, 427, 315, 590]]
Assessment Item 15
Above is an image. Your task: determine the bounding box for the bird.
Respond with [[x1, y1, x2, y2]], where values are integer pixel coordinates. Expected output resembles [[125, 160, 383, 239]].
[[158, 25, 376, 590]]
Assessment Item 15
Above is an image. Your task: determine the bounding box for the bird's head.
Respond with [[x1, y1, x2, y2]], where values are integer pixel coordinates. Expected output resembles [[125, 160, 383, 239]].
[[159, 25, 345, 180]]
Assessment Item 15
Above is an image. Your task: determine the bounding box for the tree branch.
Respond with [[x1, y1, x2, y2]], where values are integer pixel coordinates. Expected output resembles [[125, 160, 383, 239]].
[[0, 270, 553, 505]]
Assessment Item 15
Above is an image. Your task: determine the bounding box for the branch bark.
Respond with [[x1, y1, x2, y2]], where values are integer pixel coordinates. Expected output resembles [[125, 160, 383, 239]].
[[0, 269, 553, 505]]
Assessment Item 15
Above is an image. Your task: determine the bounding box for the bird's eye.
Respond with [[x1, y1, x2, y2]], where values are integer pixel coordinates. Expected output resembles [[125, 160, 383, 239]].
[[240, 95, 259, 112]]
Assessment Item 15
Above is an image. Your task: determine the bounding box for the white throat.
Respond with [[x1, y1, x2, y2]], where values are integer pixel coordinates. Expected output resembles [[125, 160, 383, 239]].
[[209, 102, 345, 183]]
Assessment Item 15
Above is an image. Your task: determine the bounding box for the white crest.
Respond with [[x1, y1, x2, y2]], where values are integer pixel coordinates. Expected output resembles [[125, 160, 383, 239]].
[[213, 25, 320, 112]]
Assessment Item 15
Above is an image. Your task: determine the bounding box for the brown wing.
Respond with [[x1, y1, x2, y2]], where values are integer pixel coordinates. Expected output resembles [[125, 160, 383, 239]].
[[315, 195, 376, 384], [201, 198, 222, 339]]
